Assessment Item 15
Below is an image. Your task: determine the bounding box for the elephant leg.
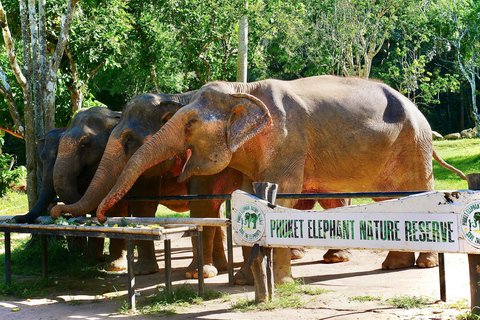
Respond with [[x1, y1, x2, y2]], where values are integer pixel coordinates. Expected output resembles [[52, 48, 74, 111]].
[[87, 237, 105, 261], [127, 177, 161, 275], [416, 252, 438, 268], [106, 238, 127, 271], [104, 202, 128, 271], [134, 239, 158, 275], [318, 199, 352, 263], [234, 246, 255, 285], [382, 251, 415, 269], [212, 226, 228, 271], [185, 174, 227, 279]]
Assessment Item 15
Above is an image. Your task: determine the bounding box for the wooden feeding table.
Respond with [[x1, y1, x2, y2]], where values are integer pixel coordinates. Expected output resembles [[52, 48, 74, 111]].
[[0, 216, 231, 310]]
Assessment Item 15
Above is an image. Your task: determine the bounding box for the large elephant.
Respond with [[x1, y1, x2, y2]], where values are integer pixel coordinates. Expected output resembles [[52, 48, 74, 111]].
[[92, 75, 467, 285], [13, 107, 127, 270], [51, 93, 243, 277]]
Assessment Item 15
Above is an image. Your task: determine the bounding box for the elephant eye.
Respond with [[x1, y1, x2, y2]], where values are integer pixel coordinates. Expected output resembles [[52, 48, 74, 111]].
[[80, 137, 92, 149]]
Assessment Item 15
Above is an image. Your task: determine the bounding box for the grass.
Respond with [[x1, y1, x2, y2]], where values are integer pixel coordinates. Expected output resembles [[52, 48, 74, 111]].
[[231, 279, 329, 311], [0, 236, 103, 297], [118, 283, 229, 315], [386, 294, 435, 309], [348, 295, 383, 302]]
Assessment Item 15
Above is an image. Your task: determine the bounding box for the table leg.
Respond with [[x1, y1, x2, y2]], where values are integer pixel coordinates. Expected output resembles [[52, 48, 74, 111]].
[[126, 238, 136, 310], [5, 232, 11, 286], [164, 239, 172, 295]]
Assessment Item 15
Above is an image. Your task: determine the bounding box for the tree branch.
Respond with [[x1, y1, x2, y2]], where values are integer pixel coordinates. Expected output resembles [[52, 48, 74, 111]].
[[0, 1, 27, 89]]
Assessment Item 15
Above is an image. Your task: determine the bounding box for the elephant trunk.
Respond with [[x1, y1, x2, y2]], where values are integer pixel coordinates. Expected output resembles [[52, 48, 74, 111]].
[[12, 176, 56, 223], [51, 139, 127, 219], [96, 118, 185, 222]]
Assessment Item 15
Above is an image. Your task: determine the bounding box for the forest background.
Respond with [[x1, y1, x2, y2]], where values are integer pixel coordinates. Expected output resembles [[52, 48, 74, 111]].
[[0, 0, 479, 209]]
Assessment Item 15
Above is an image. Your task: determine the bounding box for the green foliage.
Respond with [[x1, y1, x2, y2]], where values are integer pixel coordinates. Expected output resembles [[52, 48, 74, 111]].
[[432, 139, 480, 190], [0, 137, 23, 197], [231, 278, 328, 311], [386, 295, 434, 309], [348, 295, 383, 302], [135, 283, 226, 314]]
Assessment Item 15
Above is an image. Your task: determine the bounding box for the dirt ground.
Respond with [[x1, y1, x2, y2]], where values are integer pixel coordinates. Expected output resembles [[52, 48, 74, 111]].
[[0, 236, 473, 320]]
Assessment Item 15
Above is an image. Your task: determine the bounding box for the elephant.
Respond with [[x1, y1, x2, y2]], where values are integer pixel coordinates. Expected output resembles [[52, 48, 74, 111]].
[[91, 75, 467, 286], [13, 107, 127, 270], [11, 128, 65, 224], [51, 92, 243, 278]]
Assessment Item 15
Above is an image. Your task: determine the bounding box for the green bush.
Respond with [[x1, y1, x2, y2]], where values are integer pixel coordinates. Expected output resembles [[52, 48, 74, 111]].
[[0, 137, 23, 197]]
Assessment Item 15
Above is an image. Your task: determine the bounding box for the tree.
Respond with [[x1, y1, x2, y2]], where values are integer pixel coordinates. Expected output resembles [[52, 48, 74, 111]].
[[432, 0, 480, 134], [304, 0, 408, 78], [0, 0, 77, 206]]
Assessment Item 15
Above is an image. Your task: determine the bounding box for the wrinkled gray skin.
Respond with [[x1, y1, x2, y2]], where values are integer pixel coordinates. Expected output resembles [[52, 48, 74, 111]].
[[51, 93, 243, 277], [95, 75, 467, 285], [12, 129, 65, 224]]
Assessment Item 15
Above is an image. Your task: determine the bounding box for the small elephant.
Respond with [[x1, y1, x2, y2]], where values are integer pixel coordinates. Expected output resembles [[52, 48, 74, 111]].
[[13, 107, 127, 271], [51, 93, 243, 278], [94, 75, 466, 286]]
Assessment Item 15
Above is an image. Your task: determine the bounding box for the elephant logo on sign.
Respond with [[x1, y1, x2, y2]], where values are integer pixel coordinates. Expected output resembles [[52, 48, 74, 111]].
[[469, 212, 480, 232], [244, 212, 259, 229]]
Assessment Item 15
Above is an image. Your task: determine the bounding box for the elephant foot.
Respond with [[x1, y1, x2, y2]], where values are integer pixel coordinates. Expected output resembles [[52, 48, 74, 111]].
[[291, 248, 306, 260], [416, 252, 438, 268], [105, 255, 127, 272], [323, 249, 351, 263], [213, 254, 228, 272], [185, 264, 218, 279], [382, 251, 415, 270], [273, 247, 293, 285], [233, 262, 255, 285], [134, 259, 159, 275]]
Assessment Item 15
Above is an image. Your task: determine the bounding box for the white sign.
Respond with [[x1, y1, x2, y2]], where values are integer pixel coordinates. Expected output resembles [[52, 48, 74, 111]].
[[231, 189, 480, 254]]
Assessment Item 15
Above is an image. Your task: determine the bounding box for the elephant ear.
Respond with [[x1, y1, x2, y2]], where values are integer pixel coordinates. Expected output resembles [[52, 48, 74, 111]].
[[227, 93, 272, 153], [159, 101, 185, 123]]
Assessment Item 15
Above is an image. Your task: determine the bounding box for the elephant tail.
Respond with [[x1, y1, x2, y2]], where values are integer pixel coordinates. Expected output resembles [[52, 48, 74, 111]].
[[433, 148, 467, 180]]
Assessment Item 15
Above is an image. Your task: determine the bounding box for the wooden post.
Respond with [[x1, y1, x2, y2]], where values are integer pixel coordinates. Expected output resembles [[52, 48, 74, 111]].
[[164, 239, 172, 295], [467, 173, 480, 313], [197, 226, 204, 297], [226, 198, 235, 287], [249, 182, 277, 303], [126, 238, 136, 310]]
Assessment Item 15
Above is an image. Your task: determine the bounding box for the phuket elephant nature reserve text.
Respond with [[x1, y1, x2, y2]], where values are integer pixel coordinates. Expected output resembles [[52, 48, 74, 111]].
[[270, 218, 455, 244]]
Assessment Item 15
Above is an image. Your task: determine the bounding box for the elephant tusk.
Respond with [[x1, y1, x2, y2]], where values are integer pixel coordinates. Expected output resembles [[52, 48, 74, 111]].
[[182, 148, 192, 174]]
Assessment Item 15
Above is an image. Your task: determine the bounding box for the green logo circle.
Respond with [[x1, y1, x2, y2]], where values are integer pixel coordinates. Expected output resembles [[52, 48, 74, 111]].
[[236, 203, 265, 242], [461, 200, 480, 248]]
